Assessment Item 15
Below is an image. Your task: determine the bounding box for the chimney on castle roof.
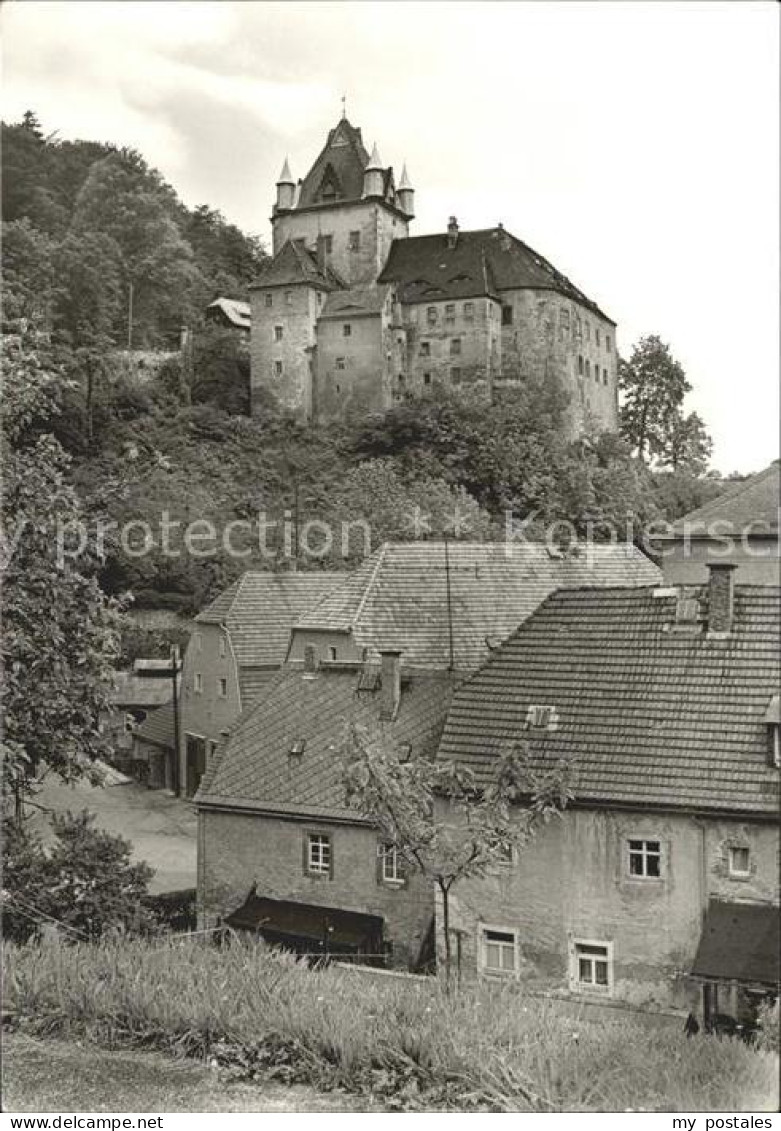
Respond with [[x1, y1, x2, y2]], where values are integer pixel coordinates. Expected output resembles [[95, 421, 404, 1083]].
[[447, 216, 459, 250], [379, 650, 402, 721], [707, 562, 737, 636]]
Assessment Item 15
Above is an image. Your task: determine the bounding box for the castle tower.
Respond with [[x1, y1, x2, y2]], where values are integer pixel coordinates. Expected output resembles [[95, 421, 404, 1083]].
[[397, 163, 415, 218], [275, 158, 295, 212]]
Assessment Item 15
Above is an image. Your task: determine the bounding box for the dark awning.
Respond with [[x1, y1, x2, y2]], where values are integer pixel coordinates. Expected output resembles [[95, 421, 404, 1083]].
[[691, 900, 780, 986], [225, 892, 383, 949]]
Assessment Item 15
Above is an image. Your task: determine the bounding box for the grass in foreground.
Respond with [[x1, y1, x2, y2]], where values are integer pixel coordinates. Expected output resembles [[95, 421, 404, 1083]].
[[4, 938, 778, 1112]]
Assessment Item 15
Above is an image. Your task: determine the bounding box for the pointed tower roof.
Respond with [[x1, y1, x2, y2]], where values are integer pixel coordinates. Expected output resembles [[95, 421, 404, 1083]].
[[398, 163, 412, 190], [277, 157, 294, 185], [365, 142, 383, 171], [297, 119, 370, 208]]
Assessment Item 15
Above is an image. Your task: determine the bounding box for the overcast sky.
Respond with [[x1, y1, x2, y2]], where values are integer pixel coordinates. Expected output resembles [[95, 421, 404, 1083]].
[[3, 0, 778, 473]]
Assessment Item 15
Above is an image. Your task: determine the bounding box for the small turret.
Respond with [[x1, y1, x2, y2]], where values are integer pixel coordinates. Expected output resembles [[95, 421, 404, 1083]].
[[397, 163, 415, 218], [276, 158, 295, 211], [362, 142, 384, 199], [447, 216, 459, 250]]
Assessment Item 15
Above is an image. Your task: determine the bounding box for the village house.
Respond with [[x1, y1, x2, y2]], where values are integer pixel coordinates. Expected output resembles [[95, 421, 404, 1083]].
[[177, 571, 343, 798], [195, 540, 660, 965], [657, 461, 779, 586], [434, 565, 779, 1027], [250, 116, 618, 435], [103, 658, 178, 777]]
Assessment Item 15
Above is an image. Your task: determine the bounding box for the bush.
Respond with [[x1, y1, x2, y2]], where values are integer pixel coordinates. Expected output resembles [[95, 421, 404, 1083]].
[[3, 937, 777, 1112]]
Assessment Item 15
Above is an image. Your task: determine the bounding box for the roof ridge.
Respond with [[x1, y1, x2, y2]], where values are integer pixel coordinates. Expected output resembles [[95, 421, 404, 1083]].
[[351, 543, 388, 628]]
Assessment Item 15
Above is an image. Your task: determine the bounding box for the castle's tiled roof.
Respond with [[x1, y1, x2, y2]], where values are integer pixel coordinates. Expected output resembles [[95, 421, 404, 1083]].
[[249, 239, 344, 291], [669, 462, 779, 537], [379, 227, 614, 321], [134, 700, 175, 751], [297, 118, 371, 208], [320, 285, 390, 319], [196, 572, 345, 669], [437, 585, 780, 815], [294, 542, 660, 672], [196, 666, 455, 819]]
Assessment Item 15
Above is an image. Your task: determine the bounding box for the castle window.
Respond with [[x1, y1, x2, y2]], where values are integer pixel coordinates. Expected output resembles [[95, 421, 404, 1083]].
[[501, 304, 513, 326], [274, 325, 283, 341], [265, 294, 273, 308], [285, 291, 293, 306], [397, 373, 405, 384], [217, 677, 227, 698], [324, 234, 333, 253], [445, 303, 455, 322], [605, 334, 611, 352], [335, 384, 341, 393], [585, 322, 591, 342], [595, 328, 601, 346], [560, 307, 570, 330], [348, 230, 360, 252], [274, 361, 283, 377], [451, 367, 462, 384], [450, 338, 462, 356], [463, 301, 474, 320], [194, 672, 203, 694], [420, 341, 430, 357], [306, 833, 332, 877], [578, 355, 584, 375], [343, 323, 352, 337], [427, 307, 437, 325], [336, 357, 345, 371], [728, 846, 751, 878], [585, 359, 591, 379], [423, 372, 431, 385], [603, 368, 609, 385]]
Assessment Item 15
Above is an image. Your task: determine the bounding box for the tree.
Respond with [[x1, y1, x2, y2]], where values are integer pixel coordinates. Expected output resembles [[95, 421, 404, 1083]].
[[618, 335, 692, 463], [657, 410, 713, 475], [340, 723, 572, 984], [2, 811, 155, 942], [1, 323, 123, 820]]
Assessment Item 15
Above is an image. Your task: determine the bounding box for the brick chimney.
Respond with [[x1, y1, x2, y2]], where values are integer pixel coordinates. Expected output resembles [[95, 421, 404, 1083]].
[[379, 650, 402, 720], [707, 563, 737, 636], [447, 216, 459, 250]]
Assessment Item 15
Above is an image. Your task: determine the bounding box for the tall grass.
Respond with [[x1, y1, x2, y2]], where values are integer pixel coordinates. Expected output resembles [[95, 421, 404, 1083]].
[[4, 938, 777, 1112]]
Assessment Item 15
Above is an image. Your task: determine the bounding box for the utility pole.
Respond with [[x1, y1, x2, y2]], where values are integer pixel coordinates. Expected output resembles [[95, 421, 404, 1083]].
[[170, 645, 181, 796], [127, 280, 134, 350]]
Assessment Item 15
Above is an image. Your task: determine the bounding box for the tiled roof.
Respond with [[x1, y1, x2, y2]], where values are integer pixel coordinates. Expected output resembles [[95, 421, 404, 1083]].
[[249, 239, 344, 291], [110, 672, 173, 709], [691, 900, 779, 986], [295, 542, 660, 673], [297, 118, 370, 208], [437, 585, 780, 815], [238, 667, 279, 709], [196, 667, 455, 818], [134, 700, 175, 751], [670, 462, 779, 536], [379, 227, 613, 320], [197, 572, 345, 669], [320, 285, 390, 319]]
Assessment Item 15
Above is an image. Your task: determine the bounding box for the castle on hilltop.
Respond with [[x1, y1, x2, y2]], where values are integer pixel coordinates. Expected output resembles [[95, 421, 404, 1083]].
[[250, 115, 618, 433]]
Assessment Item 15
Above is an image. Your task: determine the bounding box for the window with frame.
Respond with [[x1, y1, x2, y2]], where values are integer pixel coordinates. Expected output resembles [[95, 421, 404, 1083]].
[[585, 359, 591, 379], [273, 325, 283, 341], [628, 839, 661, 878], [595, 328, 601, 346], [348, 230, 360, 251], [603, 368, 609, 385], [306, 833, 332, 876], [217, 677, 228, 698], [378, 843, 403, 884], [728, 845, 751, 877], [423, 372, 432, 385], [481, 928, 517, 975], [501, 304, 513, 326], [606, 334, 611, 352], [336, 357, 346, 371], [342, 323, 352, 337], [420, 341, 431, 357], [560, 307, 570, 330], [427, 306, 437, 325], [274, 361, 283, 377], [194, 672, 203, 694], [285, 291, 293, 306], [450, 338, 462, 356], [578, 355, 584, 376], [463, 301, 474, 320], [573, 941, 611, 990], [323, 234, 333, 253], [264, 294, 273, 308], [450, 367, 462, 384], [194, 632, 203, 653], [445, 303, 456, 322]]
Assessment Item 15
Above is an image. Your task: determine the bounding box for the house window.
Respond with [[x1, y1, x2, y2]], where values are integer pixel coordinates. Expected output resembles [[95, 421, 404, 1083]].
[[585, 322, 591, 342], [606, 334, 612, 352], [450, 338, 462, 356], [420, 341, 431, 357], [219, 636, 227, 659], [427, 307, 437, 325], [501, 304, 513, 326], [194, 632, 203, 653], [194, 672, 203, 694], [335, 384, 341, 394], [217, 677, 228, 698], [450, 367, 462, 383], [480, 927, 517, 975], [573, 940, 612, 991], [327, 646, 337, 662], [303, 644, 317, 673], [463, 301, 474, 320], [728, 846, 751, 877], [348, 230, 360, 252], [274, 325, 283, 341], [274, 361, 283, 377], [603, 367, 609, 385], [560, 307, 570, 330], [343, 323, 352, 337], [595, 328, 601, 347], [264, 294, 273, 308], [336, 357, 346, 371], [285, 291, 292, 306], [324, 234, 333, 253], [585, 359, 591, 379], [445, 303, 456, 322], [578, 355, 584, 376], [628, 839, 661, 878], [306, 833, 332, 876], [378, 843, 403, 884]]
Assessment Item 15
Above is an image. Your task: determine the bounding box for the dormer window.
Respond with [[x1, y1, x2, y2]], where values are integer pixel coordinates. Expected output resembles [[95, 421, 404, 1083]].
[[524, 705, 559, 731], [289, 738, 306, 757]]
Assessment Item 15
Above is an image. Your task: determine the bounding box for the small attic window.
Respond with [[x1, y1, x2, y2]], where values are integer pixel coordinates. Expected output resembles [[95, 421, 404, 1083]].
[[356, 666, 381, 692], [525, 705, 560, 732], [303, 645, 318, 674], [289, 738, 307, 757], [675, 588, 700, 625]]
